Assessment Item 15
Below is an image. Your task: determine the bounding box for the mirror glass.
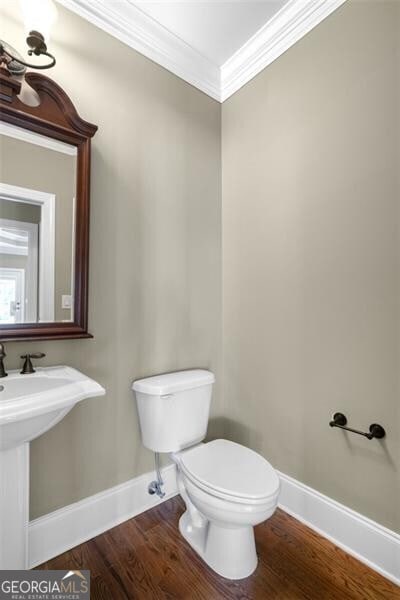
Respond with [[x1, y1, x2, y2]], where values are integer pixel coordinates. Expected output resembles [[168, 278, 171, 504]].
[[0, 123, 77, 325]]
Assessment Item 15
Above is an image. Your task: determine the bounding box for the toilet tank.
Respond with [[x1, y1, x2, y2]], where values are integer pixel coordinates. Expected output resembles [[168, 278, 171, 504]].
[[132, 370, 215, 453]]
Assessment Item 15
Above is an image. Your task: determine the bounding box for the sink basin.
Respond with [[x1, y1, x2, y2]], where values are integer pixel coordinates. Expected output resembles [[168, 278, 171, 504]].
[[0, 366, 105, 450], [0, 365, 105, 570]]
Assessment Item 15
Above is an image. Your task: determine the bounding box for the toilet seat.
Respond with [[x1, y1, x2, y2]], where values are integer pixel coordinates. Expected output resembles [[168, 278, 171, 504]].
[[179, 439, 280, 505]]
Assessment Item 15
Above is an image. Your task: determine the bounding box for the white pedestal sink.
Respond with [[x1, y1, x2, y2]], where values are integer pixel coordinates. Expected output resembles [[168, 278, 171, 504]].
[[0, 366, 105, 570]]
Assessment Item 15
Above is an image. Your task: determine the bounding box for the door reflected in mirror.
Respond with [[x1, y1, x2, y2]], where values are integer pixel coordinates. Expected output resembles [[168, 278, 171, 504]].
[[0, 123, 77, 324]]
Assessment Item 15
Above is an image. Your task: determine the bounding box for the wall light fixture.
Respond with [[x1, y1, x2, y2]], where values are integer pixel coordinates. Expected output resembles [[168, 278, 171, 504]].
[[0, 0, 58, 75]]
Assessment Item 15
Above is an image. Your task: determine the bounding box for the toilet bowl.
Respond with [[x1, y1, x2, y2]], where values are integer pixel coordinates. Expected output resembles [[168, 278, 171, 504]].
[[132, 370, 280, 580], [172, 439, 280, 579]]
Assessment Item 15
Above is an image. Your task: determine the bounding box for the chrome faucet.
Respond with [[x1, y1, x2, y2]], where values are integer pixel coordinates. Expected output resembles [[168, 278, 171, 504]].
[[0, 343, 7, 378]]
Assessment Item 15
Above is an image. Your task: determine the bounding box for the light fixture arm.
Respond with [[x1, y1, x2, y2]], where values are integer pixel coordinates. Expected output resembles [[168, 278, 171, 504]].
[[0, 31, 56, 72], [2, 46, 56, 70]]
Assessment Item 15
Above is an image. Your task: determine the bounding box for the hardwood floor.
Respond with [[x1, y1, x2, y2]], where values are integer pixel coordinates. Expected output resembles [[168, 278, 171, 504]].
[[38, 496, 399, 599]]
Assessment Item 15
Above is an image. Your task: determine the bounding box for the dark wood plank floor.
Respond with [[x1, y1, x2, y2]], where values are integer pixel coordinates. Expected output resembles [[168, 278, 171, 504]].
[[38, 496, 399, 599]]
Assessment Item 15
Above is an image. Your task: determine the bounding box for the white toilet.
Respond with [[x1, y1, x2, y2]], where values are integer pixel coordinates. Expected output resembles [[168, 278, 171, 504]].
[[132, 369, 280, 580]]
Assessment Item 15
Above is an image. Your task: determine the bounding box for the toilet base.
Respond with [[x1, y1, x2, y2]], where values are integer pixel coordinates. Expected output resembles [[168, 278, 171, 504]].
[[179, 510, 258, 580]]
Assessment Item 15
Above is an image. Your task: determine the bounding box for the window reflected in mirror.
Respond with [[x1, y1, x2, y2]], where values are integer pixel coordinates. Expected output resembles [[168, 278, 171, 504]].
[[0, 124, 77, 325]]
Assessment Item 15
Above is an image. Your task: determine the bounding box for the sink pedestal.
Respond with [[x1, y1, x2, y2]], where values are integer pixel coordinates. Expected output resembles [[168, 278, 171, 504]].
[[0, 366, 105, 570], [0, 444, 29, 569]]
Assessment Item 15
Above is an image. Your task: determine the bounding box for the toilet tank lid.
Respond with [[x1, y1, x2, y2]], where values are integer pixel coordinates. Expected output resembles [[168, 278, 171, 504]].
[[132, 369, 215, 395]]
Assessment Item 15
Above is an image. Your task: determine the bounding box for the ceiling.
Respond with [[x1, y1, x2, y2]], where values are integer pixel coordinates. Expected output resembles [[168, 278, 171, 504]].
[[132, 1, 288, 66], [57, 0, 347, 101]]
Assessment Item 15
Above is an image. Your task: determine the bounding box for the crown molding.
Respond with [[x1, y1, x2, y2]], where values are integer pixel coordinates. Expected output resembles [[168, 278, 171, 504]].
[[56, 0, 348, 103], [221, 0, 348, 101], [55, 0, 221, 101]]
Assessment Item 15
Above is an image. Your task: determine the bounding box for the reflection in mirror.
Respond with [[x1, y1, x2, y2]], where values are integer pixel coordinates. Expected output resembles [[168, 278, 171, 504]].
[[0, 123, 77, 325]]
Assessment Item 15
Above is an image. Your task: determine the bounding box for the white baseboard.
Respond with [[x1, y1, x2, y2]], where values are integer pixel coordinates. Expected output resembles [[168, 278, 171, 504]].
[[29, 463, 400, 587], [277, 470, 400, 586], [28, 464, 178, 568]]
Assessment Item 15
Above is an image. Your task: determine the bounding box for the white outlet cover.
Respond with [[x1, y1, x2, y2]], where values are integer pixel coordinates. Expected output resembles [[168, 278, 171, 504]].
[[62, 295, 72, 309]]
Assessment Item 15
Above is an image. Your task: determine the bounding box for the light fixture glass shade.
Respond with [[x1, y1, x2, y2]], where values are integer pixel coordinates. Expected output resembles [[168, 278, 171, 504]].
[[19, 0, 58, 42]]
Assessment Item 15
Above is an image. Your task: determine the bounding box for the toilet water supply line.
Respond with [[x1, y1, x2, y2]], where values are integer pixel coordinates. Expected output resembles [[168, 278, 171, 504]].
[[148, 452, 166, 498]]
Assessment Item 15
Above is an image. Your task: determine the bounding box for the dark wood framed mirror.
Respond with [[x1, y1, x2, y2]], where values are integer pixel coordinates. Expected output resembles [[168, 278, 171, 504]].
[[0, 69, 97, 340]]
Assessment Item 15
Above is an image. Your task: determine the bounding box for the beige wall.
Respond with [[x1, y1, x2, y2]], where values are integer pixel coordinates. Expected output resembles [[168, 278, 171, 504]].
[[0, 137, 76, 321], [222, 0, 400, 532], [0, 200, 41, 224], [1, 2, 222, 519]]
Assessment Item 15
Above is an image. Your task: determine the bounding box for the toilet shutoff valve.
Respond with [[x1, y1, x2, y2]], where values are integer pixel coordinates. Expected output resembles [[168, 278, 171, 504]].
[[148, 452, 166, 499]]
